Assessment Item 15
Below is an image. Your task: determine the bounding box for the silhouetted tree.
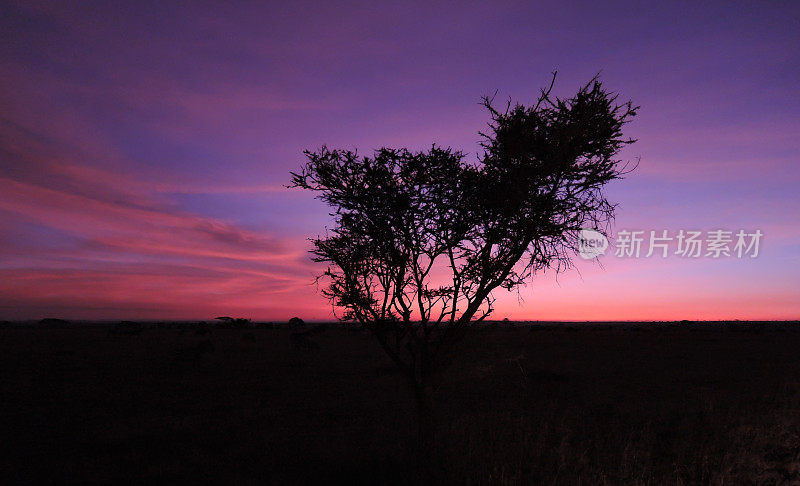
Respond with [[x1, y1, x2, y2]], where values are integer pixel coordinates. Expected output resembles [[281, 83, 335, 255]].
[[290, 74, 637, 456]]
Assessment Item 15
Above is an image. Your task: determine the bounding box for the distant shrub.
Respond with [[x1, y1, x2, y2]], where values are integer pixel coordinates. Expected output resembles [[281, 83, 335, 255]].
[[503, 318, 517, 328], [38, 318, 70, 328], [215, 316, 252, 329]]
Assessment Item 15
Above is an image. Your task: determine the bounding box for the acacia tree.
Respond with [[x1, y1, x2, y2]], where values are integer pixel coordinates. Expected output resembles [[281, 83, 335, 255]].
[[290, 74, 637, 445]]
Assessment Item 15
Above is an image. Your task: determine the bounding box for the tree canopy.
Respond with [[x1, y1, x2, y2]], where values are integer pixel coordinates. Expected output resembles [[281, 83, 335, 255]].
[[290, 74, 637, 385]]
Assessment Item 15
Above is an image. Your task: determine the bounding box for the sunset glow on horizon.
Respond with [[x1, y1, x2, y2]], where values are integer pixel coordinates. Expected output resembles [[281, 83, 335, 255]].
[[1, 1, 798, 321]]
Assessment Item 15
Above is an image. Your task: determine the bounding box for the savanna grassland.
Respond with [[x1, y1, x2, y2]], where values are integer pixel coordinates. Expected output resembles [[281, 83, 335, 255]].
[[1, 321, 799, 484]]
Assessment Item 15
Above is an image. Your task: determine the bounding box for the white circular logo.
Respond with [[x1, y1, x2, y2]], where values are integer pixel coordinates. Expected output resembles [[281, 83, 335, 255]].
[[578, 228, 609, 259]]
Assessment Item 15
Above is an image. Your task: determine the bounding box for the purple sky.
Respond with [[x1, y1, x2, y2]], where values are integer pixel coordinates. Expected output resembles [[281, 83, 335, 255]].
[[1, 1, 798, 321]]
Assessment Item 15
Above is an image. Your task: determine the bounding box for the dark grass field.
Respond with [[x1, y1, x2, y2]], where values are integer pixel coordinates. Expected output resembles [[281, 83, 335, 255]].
[[2, 321, 800, 484]]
